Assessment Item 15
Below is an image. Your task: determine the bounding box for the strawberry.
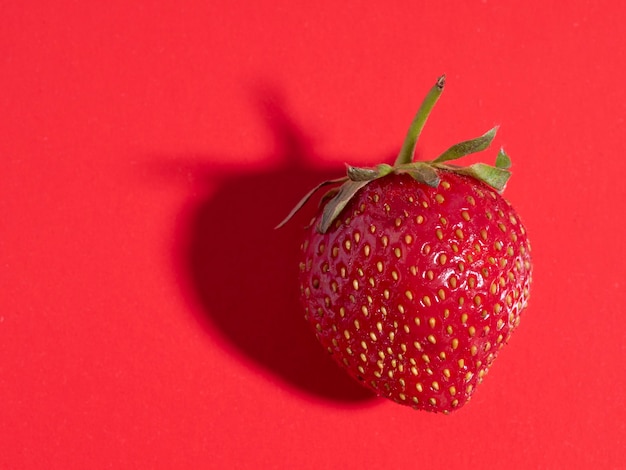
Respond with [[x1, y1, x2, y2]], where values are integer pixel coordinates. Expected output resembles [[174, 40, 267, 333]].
[[277, 76, 532, 413]]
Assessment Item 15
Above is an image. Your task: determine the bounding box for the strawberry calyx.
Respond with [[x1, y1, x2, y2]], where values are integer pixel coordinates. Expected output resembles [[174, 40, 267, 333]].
[[276, 75, 513, 233]]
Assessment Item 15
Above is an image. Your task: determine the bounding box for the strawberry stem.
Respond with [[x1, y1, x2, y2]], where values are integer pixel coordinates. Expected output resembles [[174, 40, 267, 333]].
[[394, 75, 445, 166]]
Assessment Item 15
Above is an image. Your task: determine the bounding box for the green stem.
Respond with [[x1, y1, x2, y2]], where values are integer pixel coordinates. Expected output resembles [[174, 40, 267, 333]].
[[394, 75, 445, 166]]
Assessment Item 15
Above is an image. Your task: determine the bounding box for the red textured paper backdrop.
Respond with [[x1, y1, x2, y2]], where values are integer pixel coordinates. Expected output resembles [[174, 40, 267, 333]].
[[2, 1, 625, 468]]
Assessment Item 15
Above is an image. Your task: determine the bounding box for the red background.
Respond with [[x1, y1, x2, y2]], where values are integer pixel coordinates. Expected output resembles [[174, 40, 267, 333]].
[[2, 1, 625, 468]]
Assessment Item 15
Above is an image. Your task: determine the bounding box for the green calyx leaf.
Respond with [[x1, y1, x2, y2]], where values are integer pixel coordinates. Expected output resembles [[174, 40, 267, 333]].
[[451, 163, 511, 192], [275, 163, 394, 232], [318, 180, 371, 233], [433, 126, 498, 163], [347, 163, 393, 181], [395, 162, 440, 187], [274, 176, 348, 229], [496, 147, 511, 169]]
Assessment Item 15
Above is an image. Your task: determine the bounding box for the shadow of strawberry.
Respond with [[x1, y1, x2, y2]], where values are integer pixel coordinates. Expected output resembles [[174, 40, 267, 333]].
[[175, 91, 376, 404]]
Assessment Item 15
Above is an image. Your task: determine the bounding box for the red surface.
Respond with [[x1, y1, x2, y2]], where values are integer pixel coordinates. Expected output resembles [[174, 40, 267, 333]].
[[2, 1, 625, 468]]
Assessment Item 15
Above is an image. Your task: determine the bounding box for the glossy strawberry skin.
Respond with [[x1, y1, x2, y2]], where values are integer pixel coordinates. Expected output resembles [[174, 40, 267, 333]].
[[299, 171, 532, 413]]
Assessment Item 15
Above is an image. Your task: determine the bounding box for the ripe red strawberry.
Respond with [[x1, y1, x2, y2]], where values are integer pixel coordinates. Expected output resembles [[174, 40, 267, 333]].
[[277, 76, 532, 413]]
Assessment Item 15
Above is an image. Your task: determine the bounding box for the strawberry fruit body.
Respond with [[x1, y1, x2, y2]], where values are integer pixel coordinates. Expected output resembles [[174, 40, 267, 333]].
[[277, 76, 532, 413]]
